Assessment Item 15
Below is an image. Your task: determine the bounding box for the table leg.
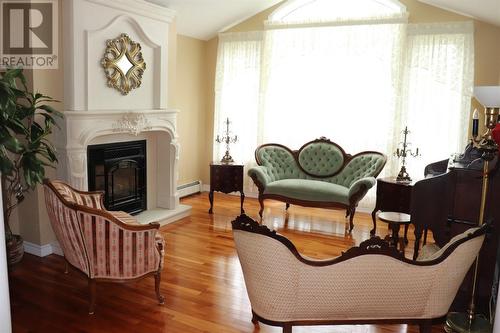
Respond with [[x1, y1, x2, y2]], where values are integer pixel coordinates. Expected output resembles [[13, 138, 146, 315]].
[[240, 192, 245, 214], [208, 190, 214, 214], [370, 209, 377, 235], [404, 224, 409, 244], [391, 223, 401, 248]]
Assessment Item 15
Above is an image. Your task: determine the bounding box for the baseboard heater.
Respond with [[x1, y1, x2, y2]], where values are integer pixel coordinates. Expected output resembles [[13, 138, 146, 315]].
[[177, 180, 202, 198]]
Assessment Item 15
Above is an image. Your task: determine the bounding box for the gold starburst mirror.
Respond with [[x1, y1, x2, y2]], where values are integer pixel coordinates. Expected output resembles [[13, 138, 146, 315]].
[[101, 33, 146, 95]]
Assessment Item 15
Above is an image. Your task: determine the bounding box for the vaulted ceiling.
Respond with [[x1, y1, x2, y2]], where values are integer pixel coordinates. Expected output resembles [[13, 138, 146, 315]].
[[146, 0, 500, 41], [419, 0, 500, 27], [146, 0, 282, 41]]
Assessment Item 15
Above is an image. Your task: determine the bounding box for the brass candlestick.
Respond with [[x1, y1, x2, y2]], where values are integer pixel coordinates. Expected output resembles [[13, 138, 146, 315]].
[[394, 126, 420, 182], [216, 118, 238, 164]]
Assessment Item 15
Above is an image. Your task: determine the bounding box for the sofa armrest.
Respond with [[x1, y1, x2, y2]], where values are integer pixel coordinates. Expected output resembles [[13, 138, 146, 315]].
[[348, 177, 376, 202], [248, 166, 273, 189]]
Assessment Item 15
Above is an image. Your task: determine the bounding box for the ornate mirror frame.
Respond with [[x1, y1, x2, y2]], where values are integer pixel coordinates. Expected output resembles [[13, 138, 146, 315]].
[[101, 33, 146, 95]]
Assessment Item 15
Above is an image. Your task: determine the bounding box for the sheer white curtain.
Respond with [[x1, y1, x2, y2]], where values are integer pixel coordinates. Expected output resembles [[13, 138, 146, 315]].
[[259, 23, 406, 209], [401, 22, 474, 180], [213, 32, 263, 191], [213, 0, 474, 210]]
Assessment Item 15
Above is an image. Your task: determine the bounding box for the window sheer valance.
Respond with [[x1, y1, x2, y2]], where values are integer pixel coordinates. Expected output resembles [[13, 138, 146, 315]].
[[267, 0, 407, 26]]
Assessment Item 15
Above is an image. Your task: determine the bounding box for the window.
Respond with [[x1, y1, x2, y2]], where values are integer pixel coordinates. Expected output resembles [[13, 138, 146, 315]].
[[268, 0, 405, 23], [213, 0, 474, 209]]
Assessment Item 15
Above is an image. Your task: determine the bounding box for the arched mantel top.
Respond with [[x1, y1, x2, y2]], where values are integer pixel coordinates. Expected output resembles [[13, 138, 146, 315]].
[[88, 14, 161, 48], [268, 0, 407, 23]]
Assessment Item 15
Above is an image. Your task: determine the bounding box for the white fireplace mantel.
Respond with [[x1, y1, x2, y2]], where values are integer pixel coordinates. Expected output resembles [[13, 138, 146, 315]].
[[62, 109, 179, 150], [57, 110, 181, 211], [57, 0, 189, 223]]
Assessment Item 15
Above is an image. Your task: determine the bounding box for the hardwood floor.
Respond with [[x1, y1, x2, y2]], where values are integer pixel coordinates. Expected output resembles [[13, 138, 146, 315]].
[[9, 192, 439, 333]]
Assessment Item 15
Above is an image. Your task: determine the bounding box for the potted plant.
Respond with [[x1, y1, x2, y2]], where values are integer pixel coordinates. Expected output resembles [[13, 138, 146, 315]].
[[0, 68, 62, 266]]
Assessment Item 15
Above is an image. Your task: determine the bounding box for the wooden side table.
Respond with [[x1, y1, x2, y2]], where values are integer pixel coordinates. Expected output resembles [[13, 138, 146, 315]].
[[371, 177, 413, 239], [208, 163, 245, 214]]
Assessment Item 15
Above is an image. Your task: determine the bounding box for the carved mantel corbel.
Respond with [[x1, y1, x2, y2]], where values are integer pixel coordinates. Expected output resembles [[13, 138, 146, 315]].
[[66, 149, 88, 190]]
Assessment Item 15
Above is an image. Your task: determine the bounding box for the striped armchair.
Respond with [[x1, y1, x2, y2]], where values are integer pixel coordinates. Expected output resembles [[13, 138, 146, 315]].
[[232, 214, 487, 333], [43, 179, 165, 314]]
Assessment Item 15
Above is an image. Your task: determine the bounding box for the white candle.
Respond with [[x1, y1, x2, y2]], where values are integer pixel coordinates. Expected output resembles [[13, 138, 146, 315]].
[[472, 109, 479, 138]]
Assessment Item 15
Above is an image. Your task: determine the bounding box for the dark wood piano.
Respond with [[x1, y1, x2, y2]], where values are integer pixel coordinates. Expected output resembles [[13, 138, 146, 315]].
[[412, 156, 499, 316]]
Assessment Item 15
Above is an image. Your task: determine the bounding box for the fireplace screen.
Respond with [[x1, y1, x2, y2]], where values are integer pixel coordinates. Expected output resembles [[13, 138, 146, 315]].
[[87, 140, 146, 214]]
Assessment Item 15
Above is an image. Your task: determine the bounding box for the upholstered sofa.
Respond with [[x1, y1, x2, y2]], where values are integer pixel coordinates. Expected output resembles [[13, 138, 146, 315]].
[[43, 179, 165, 314], [248, 138, 386, 231], [232, 214, 487, 333]]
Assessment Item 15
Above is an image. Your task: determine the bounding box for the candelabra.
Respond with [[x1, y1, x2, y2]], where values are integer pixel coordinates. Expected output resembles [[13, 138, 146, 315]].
[[394, 126, 420, 182], [216, 118, 238, 164]]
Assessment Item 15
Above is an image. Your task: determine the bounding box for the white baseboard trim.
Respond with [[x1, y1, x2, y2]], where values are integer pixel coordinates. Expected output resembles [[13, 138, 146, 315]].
[[51, 242, 64, 256], [24, 241, 63, 257], [178, 181, 202, 198]]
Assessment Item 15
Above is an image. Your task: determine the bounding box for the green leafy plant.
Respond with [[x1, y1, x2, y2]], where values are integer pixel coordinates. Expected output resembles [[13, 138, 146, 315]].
[[0, 68, 62, 242]]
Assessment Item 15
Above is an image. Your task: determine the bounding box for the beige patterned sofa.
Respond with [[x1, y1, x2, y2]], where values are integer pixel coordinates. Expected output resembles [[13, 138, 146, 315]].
[[43, 179, 165, 314], [232, 214, 486, 333], [248, 138, 386, 232]]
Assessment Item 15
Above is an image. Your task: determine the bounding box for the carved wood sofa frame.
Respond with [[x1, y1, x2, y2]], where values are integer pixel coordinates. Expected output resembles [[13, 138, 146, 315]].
[[43, 179, 165, 314], [232, 214, 487, 333], [249, 138, 386, 231]]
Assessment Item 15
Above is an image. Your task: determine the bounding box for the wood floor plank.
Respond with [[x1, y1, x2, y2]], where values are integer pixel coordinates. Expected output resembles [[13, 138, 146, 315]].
[[9, 192, 440, 333]]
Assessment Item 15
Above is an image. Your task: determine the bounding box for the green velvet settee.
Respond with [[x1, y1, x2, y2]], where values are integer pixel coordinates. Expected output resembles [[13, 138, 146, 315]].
[[248, 137, 386, 232]]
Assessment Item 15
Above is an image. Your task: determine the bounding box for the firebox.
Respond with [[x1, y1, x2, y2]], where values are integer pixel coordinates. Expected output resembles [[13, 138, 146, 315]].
[[87, 140, 146, 214]]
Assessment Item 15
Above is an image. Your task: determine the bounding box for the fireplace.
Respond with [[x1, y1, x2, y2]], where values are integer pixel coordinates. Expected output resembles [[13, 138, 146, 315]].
[[87, 140, 147, 214]]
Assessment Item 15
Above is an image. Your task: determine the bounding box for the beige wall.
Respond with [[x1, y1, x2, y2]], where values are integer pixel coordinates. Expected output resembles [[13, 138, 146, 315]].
[[174, 35, 209, 185], [13, 0, 64, 246], [200, 38, 218, 184]]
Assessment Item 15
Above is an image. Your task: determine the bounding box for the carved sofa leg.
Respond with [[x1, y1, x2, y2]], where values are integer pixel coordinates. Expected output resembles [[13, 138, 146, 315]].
[[251, 312, 259, 325], [285, 203, 290, 211], [258, 196, 264, 218], [283, 323, 292, 333], [349, 207, 356, 232], [249, 175, 265, 219], [404, 224, 409, 244], [88, 279, 96, 315], [155, 272, 165, 304]]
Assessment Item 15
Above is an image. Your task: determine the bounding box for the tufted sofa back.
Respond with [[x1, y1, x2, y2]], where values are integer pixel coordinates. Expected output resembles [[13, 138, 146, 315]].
[[255, 139, 386, 187], [298, 142, 345, 176]]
